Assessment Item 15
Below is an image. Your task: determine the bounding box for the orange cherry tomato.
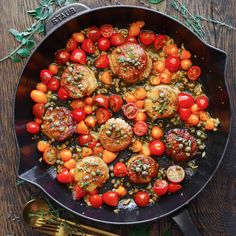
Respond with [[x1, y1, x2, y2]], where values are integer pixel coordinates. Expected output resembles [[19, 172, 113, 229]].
[[151, 126, 163, 139]]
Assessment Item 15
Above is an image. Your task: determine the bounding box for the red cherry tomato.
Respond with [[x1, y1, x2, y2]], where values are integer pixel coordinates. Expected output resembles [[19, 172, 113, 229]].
[[95, 54, 109, 69], [55, 49, 70, 65], [168, 183, 182, 193], [57, 168, 73, 184], [94, 94, 109, 108], [32, 104, 45, 118], [139, 31, 156, 46], [102, 191, 119, 207], [178, 93, 195, 108], [66, 38, 78, 52], [74, 185, 87, 199], [98, 37, 111, 51], [125, 36, 137, 44], [71, 108, 86, 122], [57, 87, 69, 100], [43, 147, 57, 165], [167, 165, 185, 183], [40, 69, 53, 84], [100, 24, 114, 38], [187, 66, 201, 81], [109, 95, 123, 112], [154, 34, 167, 50], [165, 56, 180, 73], [47, 78, 60, 91], [134, 191, 150, 207], [113, 162, 127, 177], [179, 108, 191, 121], [133, 121, 148, 136], [195, 96, 209, 110], [70, 49, 86, 65], [96, 108, 111, 124], [81, 39, 95, 54], [153, 179, 168, 196], [89, 194, 103, 208], [26, 121, 40, 134], [122, 103, 138, 119], [88, 141, 98, 149], [110, 33, 126, 46], [88, 189, 98, 195], [148, 140, 165, 156], [78, 134, 94, 146], [87, 26, 101, 42], [70, 49, 86, 64]]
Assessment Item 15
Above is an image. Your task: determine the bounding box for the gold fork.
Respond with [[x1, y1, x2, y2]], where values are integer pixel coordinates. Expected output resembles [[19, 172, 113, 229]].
[[37, 217, 119, 236], [33, 218, 95, 236], [23, 199, 120, 236]]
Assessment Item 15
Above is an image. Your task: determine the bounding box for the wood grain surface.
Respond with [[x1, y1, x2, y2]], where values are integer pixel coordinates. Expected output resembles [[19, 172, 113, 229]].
[[0, 0, 236, 235]]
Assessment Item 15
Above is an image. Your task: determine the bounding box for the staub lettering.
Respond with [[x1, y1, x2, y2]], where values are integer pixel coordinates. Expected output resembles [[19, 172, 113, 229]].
[[51, 8, 76, 25]]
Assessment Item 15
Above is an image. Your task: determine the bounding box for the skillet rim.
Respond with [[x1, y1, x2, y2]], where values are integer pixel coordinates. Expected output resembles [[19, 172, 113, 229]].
[[13, 4, 232, 224]]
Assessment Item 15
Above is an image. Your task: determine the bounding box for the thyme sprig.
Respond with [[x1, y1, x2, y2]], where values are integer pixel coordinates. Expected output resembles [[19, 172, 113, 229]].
[[171, 0, 206, 39], [0, 0, 74, 63], [196, 15, 236, 31], [171, 0, 236, 39]]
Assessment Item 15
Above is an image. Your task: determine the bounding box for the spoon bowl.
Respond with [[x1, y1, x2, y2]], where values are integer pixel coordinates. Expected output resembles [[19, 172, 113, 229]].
[[23, 199, 51, 227]]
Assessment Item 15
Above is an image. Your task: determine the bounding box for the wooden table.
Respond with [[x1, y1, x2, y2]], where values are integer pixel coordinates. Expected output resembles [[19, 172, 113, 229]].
[[0, 0, 235, 235]]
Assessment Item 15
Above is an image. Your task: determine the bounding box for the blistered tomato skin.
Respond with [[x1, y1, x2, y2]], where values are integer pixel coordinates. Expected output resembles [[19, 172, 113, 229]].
[[109, 95, 123, 112], [165, 56, 180, 73], [89, 194, 103, 208], [87, 26, 101, 42], [98, 37, 111, 51], [102, 191, 119, 207], [178, 93, 195, 108], [195, 96, 209, 110], [134, 191, 150, 207], [148, 140, 165, 156], [26, 121, 40, 134], [40, 69, 53, 84], [153, 180, 168, 196], [55, 49, 70, 65]]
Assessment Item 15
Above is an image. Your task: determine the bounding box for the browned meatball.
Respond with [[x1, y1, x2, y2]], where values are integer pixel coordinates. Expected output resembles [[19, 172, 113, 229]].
[[74, 156, 109, 192], [144, 85, 178, 119], [98, 118, 133, 152], [127, 154, 158, 184], [109, 43, 152, 84], [165, 128, 198, 162], [41, 107, 74, 141], [61, 63, 97, 99]]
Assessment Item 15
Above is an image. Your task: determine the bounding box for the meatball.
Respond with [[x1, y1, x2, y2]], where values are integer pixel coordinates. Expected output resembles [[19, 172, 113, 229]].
[[127, 154, 158, 184], [41, 107, 74, 141], [165, 128, 198, 162], [61, 63, 97, 98], [109, 43, 152, 84], [144, 85, 178, 119], [98, 118, 133, 152], [74, 156, 109, 192]]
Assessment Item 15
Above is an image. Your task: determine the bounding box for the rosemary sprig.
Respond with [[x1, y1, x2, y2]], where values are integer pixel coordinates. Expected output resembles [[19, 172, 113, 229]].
[[0, 0, 74, 63]]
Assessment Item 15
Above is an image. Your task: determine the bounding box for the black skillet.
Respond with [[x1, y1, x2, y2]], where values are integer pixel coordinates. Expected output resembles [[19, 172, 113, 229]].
[[14, 3, 231, 235]]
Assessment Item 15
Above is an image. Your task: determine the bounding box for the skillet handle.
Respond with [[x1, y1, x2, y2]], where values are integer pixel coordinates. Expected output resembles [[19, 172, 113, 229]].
[[172, 209, 202, 236], [44, 3, 90, 35]]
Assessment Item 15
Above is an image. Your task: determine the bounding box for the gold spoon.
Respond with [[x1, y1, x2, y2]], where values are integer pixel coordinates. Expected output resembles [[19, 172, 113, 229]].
[[23, 199, 120, 236]]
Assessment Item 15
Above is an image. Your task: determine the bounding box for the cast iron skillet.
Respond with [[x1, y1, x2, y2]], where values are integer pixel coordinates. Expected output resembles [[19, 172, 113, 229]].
[[14, 3, 231, 235]]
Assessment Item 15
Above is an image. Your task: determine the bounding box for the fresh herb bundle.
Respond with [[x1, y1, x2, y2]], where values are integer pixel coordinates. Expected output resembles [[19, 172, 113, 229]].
[[171, 0, 236, 39], [0, 0, 75, 63]]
